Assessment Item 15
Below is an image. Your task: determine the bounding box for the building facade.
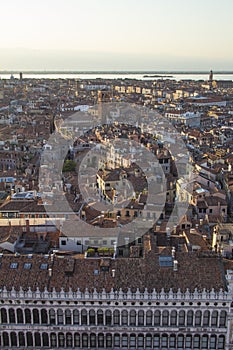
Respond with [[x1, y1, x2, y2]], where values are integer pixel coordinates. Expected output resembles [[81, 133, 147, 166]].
[[0, 287, 230, 349], [0, 245, 233, 349]]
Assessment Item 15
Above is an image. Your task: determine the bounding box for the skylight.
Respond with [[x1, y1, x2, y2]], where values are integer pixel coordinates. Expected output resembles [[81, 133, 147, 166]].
[[10, 262, 18, 269], [40, 263, 48, 270], [23, 263, 32, 270], [159, 256, 173, 267]]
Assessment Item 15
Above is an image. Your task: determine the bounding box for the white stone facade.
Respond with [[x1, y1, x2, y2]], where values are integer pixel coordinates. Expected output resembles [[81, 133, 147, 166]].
[[0, 287, 230, 349]]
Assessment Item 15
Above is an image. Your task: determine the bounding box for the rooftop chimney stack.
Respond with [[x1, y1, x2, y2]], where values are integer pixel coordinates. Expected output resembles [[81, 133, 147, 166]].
[[173, 260, 178, 272]]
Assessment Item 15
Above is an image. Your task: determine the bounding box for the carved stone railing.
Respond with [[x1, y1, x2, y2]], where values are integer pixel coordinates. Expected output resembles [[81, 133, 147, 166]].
[[0, 286, 230, 302]]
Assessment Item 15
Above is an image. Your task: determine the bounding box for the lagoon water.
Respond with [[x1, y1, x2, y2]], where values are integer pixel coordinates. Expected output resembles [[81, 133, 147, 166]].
[[1, 72, 233, 81]]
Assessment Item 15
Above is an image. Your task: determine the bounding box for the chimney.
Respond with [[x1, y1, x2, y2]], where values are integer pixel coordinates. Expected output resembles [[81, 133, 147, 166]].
[[173, 260, 178, 272], [26, 220, 30, 234], [48, 268, 52, 277], [172, 247, 176, 258]]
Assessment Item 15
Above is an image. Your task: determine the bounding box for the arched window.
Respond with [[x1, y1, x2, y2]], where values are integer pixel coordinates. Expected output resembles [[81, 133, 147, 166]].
[[73, 310, 79, 324], [169, 334, 176, 348], [122, 334, 128, 348], [201, 334, 208, 349], [203, 310, 210, 326], [49, 309, 55, 325], [41, 309, 48, 324], [106, 334, 112, 348], [58, 332, 65, 347], [9, 308, 16, 323], [65, 309, 71, 325], [35, 332, 41, 347], [211, 311, 218, 327], [178, 310, 185, 326], [145, 334, 152, 348], [138, 310, 144, 326], [219, 311, 227, 327], [10, 332, 17, 346], [187, 310, 193, 326], [130, 310, 136, 326], [106, 310, 112, 325], [66, 333, 72, 347], [19, 332, 25, 346], [81, 309, 87, 325], [154, 310, 161, 326], [122, 310, 128, 326], [185, 334, 192, 348], [153, 334, 160, 348], [57, 309, 63, 325], [74, 333, 80, 347], [97, 309, 103, 325], [82, 333, 88, 348], [2, 332, 9, 346], [42, 333, 49, 347], [17, 308, 23, 324], [1, 308, 7, 323], [98, 333, 104, 348], [25, 308, 31, 324], [210, 334, 217, 349], [146, 310, 152, 326], [177, 334, 184, 348], [170, 310, 177, 326], [114, 334, 120, 347], [161, 334, 168, 348], [162, 310, 169, 326], [90, 333, 96, 348], [218, 335, 225, 349], [138, 334, 144, 348], [193, 334, 200, 349], [113, 310, 120, 325], [89, 310, 95, 325], [50, 333, 57, 347], [129, 334, 136, 348], [33, 309, 39, 324], [195, 310, 202, 326], [26, 332, 33, 346]]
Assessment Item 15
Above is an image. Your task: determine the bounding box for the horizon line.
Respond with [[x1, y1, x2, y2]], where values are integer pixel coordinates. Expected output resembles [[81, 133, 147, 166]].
[[1, 70, 233, 75]]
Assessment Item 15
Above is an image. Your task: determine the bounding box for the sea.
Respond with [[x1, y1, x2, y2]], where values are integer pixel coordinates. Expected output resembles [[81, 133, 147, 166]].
[[1, 72, 233, 81]]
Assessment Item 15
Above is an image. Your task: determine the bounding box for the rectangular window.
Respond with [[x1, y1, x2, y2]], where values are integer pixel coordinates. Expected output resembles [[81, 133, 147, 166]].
[[61, 240, 66, 245]]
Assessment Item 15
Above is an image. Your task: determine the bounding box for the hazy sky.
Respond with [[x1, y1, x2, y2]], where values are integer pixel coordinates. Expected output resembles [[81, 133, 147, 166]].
[[1, 0, 233, 70]]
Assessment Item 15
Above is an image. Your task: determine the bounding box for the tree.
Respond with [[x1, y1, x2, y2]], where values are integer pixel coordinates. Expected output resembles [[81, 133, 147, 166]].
[[62, 160, 76, 172]]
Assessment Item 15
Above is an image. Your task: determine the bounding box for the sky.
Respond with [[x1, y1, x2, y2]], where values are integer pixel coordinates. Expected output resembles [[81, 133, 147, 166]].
[[1, 0, 233, 71]]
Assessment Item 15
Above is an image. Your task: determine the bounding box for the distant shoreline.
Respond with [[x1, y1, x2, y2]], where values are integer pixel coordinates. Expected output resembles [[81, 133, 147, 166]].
[[143, 74, 174, 78], [1, 70, 233, 75]]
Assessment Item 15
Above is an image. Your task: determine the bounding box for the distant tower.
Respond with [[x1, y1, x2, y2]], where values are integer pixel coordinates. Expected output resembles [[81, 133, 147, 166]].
[[98, 89, 111, 124], [76, 79, 80, 96], [209, 70, 213, 82], [19, 72, 23, 81]]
